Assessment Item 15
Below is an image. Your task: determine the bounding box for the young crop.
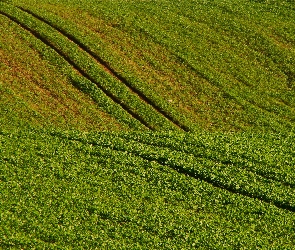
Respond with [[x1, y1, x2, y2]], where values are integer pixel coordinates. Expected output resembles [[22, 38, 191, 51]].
[[57, 130, 295, 212], [1, 0, 295, 248], [1, 128, 295, 248], [0, 3, 179, 131]]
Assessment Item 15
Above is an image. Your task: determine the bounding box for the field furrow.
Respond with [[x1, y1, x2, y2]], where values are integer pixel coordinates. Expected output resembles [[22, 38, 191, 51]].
[[116, 132, 295, 188], [2, 0, 295, 248], [0, 3, 180, 131], [14, 5, 190, 132], [51, 130, 295, 213]]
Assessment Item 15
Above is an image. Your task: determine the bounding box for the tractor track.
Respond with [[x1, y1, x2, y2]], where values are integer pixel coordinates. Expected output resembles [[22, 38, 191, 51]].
[[114, 134, 295, 190], [0, 10, 155, 130], [51, 131, 295, 213], [16, 6, 190, 132]]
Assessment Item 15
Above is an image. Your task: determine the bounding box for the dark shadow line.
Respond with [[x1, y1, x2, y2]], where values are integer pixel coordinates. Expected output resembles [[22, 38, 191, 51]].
[[50, 132, 295, 213], [114, 135, 295, 189], [17, 6, 190, 132], [0, 10, 153, 130], [100, 144, 295, 212]]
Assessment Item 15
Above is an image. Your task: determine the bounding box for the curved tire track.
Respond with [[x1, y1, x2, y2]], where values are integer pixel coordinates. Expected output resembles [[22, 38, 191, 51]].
[[0, 10, 155, 130], [114, 134, 295, 189], [51, 131, 295, 213], [16, 6, 190, 132]]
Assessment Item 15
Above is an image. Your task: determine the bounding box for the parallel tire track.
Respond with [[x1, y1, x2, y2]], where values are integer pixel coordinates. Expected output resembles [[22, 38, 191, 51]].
[[16, 6, 190, 132], [114, 135, 295, 189], [105, 148, 295, 213], [0, 10, 154, 130], [51, 131, 295, 213]]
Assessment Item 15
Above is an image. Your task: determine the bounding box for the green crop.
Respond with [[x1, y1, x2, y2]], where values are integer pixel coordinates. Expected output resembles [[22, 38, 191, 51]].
[[0, 3, 180, 131], [1, 127, 295, 249], [1, 0, 295, 248], [14, 0, 294, 132]]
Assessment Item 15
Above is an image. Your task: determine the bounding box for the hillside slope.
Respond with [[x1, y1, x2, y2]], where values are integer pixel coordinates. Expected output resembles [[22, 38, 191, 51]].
[[1, 0, 295, 248], [0, 13, 128, 132], [1, 0, 295, 132]]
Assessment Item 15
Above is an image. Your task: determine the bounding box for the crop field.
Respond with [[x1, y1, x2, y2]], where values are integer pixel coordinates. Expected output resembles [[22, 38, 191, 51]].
[[1, 128, 295, 248], [1, 0, 295, 248], [1, 0, 295, 132]]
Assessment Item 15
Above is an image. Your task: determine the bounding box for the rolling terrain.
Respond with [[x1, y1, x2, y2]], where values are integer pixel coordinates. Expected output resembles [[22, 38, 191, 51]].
[[1, 0, 295, 248]]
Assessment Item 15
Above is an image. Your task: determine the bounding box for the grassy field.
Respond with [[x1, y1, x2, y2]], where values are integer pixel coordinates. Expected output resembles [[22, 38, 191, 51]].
[[1, 0, 295, 248]]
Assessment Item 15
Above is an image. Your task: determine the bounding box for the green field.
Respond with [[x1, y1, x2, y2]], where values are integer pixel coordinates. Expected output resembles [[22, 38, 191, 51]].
[[1, 0, 295, 248]]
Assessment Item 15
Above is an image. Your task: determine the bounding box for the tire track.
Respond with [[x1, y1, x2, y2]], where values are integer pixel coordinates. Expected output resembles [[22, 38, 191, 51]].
[[98, 146, 295, 212], [16, 6, 190, 132], [51, 131, 295, 213], [0, 10, 153, 130], [114, 134, 295, 189]]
